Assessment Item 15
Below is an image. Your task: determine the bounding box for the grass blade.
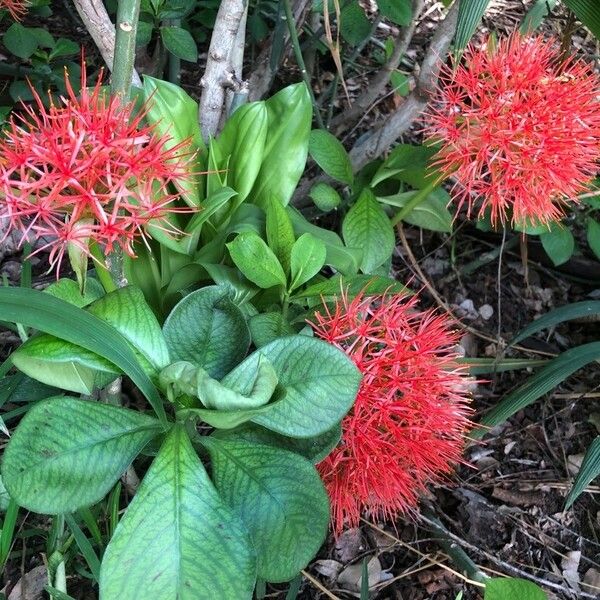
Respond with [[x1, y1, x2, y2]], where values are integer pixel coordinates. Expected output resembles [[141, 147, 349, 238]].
[[565, 436, 600, 509], [455, 0, 492, 51], [65, 513, 101, 582]]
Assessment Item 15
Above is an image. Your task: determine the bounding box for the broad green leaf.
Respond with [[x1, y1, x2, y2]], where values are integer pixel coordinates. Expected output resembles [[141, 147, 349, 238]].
[[200, 263, 258, 305], [371, 144, 437, 188], [295, 274, 406, 300], [378, 0, 411, 26], [100, 427, 256, 600], [309, 130, 353, 185], [391, 71, 410, 96], [249, 312, 295, 348], [266, 196, 296, 275], [185, 187, 238, 234], [160, 25, 198, 62], [214, 422, 342, 464], [222, 336, 361, 437], [474, 342, 600, 438], [202, 438, 329, 582], [510, 301, 600, 346], [163, 286, 250, 379], [540, 224, 575, 266], [378, 188, 453, 233], [455, 0, 491, 52], [563, 0, 600, 39], [484, 577, 547, 600], [340, 0, 371, 46], [0, 287, 166, 422], [3, 23, 39, 59], [309, 182, 341, 212], [565, 436, 600, 509], [249, 83, 312, 206], [290, 233, 327, 291], [44, 278, 104, 308], [587, 217, 600, 260], [2, 397, 162, 514], [520, 0, 558, 32], [0, 476, 9, 513], [12, 335, 119, 395], [227, 231, 287, 288], [342, 189, 395, 273], [513, 219, 549, 236], [0, 373, 58, 405]]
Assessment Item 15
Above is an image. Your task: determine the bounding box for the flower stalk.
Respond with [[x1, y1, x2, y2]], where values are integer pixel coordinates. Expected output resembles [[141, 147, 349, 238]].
[[111, 0, 142, 101]]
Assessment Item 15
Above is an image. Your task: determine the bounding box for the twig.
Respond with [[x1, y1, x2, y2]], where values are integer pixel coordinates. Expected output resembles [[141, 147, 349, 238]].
[[300, 569, 342, 600], [199, 0, 247, 140], [70, 0, 141, 87], [330, 0, 424, 135]]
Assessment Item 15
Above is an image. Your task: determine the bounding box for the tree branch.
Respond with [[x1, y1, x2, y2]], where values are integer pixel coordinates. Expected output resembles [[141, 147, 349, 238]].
[[70, 0, 141, 87], [199, 0, 247, 141]]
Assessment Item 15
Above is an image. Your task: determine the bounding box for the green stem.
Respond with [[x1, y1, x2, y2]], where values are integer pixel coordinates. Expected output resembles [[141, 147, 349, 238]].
[[89, 242, 118, 293], [282, 0, 325, 129], [390, 177, 441, 227], [111, 0, 142, 100], [166, 19, 181, 84]]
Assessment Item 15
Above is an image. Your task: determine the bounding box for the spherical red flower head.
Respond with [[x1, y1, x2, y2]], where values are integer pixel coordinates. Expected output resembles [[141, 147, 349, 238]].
[[0, 64, 194, 274], [425, 34, 600, 227], [1, 0, 28, 20], [310, 291, 472, 535]]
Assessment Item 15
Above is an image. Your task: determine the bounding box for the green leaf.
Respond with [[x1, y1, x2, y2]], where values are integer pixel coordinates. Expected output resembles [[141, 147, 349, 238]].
[[520, 0, 558, 33], [3, 23, 39, 59], [1, 397, 162, 514], [49, 38, 80, 59], [214, 422, 342, 464], [160, 25, 198, 62], [202, 438, 329, 582], [100, 427, 256, 600], [44, 278, 104, 308], [163, 286, 250, 379], [342, 189, 395, 273], [249, 83, 312, 207], [390, 71, 410, 96], [378, 188, 453, 233], [266, 196, 296, 275], [474, 342, 600, 438], [249, 312, 295, 348], [222, 336, 361, 437], [136, 20, 154, 46], [309, 182, 341, 212], [186, 187, 238, 234], [565, 436, 600, 509], [0, 287, 166, 423], [227, 231, 287, 288], [308, 130, 354, 185], [455, 0, 492, 51], [484, 577, 548, 600], [340, 0, 371, 46], [29, 27, 54, 48], [563, 0, 600, 39], [290, 233, 327, 291], [587, 217, 600, 260], [378, 0, 411, 26], [509, 301, 600, 346], [372, 144, 437, 188], [513, 219, 549, 235], [540, 223, 575, 266], [295, 274, 406, 300], [0, 476, 9, 513]]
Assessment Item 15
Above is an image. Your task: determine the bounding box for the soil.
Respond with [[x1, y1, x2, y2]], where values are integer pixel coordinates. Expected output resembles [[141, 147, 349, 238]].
[[1, 1, 600, 599]]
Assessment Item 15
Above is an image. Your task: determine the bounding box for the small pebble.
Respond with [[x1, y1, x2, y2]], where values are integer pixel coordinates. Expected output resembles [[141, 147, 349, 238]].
[[479, 304, 494, 320]]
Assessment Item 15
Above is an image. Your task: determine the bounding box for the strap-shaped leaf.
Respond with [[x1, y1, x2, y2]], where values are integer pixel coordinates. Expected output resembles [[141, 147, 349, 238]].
[[202, 437, 329, 582], [475, 342, 600, 438], [0, 287, 166, 422], [563, 0, 600, 39], [100, 427, 256, 600], [2, 397, 162, 514], [565, 436, 600, 509], [455, 0, 492, 51]]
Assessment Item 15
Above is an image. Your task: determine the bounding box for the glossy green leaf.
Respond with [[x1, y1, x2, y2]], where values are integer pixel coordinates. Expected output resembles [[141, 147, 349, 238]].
[[513, 219, 550, 236], [378, 188, 453, 233], [163, 286, 250, 379], [160, 25, 198, 62], [100, 427, 256, 600], [340, 1, 371, 46], [309, 130, 353, 185], [0, 287, 166, 422], [202, 438, 329, 582], [44, 278, 104, 308], [295, 274, 406, 300], [540, 223, 575, 266], [227, 231, 287, 288], [371, 144, 437, 188], [290, 233, 327, 291], [222, 336, 361, 437], [475, 342, 600, 438], [249, 312, 295, 348], [3, 23, 39, 59], [563, 0, 600, 39], [455, 0, 492, 51], [0, 476, 9, 513], [378, 0, 411, 25], [510, 301, 600, 346], [520, 0, 558, 32], [565, 436, 600, 509], [587, 217, 600, 260], [266, 196, 296, 275], [309, 182, 341, 212], [249, 83, 312, 206], [186, 187, 238, 234], [0, 373, 58, 405], [484, 577, 547, 600], [2, 397, 162, 514], [342, 189, 395, 273]]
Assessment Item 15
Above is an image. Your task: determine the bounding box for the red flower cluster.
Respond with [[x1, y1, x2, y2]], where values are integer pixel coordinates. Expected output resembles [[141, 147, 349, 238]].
[[0, 66, 193, 273], [1, 0, 27, 20], [311, 291, 471, 535], [426, 34, 600, 226]]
